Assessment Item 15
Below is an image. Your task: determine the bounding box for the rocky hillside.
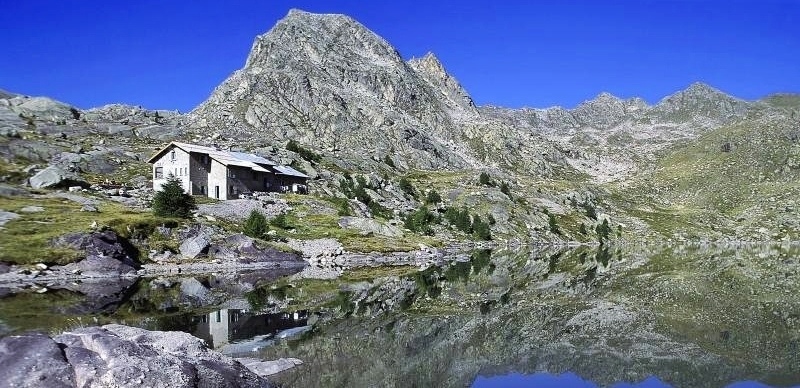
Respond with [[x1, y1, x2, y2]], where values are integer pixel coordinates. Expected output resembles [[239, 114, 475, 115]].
[[188, 9, 483, 170], [1, 9, 799, 247]]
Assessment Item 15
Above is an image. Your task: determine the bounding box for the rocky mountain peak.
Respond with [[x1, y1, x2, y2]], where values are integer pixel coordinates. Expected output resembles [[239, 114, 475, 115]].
[[652, 82, 749, 124], [188, 9, 481, 169], [245, 9, 403, 70], [410, 52, 447, 78], [408, 52, 477, 116]]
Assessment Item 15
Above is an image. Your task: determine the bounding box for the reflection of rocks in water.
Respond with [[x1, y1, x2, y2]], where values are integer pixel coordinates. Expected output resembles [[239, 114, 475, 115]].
[[56, 277, 138, 314], [192, 309, 309, 350], [256, 245, 800, 387], [206, 267, 308, 295], [0, 324, 275, 388]]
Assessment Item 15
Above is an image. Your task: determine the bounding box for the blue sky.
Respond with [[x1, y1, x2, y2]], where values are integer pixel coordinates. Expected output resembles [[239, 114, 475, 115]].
[[1, 1, 797, 111]]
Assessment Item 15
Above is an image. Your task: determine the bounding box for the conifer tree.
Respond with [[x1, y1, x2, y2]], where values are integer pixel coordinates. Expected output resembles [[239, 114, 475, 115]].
[[152, 175, 195, 218]]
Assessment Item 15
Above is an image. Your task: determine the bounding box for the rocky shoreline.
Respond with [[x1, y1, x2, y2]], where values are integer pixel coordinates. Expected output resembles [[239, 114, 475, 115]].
[[0, 324, 300, 388]]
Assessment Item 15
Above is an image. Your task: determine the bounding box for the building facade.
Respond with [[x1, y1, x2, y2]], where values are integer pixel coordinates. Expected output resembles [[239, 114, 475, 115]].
[[148, 142, 308, 200]]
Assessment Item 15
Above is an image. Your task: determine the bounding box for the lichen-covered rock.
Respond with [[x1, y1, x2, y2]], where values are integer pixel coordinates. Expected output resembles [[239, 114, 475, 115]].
[[0, 332, 75, 388], [180, 234, 210, 259], [0, 325, 276, 388], [29, 165, 77, 189]]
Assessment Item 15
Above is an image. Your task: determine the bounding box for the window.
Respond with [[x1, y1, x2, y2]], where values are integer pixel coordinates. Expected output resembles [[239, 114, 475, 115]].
[[227, 169, 236, 178], [154, 167, 163, 179], [170, 150, 176, 161]]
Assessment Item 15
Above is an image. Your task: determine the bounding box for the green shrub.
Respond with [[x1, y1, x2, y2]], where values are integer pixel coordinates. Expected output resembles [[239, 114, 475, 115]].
[[353, 185, 371, 205], [368, 201, 392, 219], [581, 202, 598, 220], [478, 172, 492, 186], [455, 208, 473, 234], [286, 140, 322, 162], [383, 155, 395, 168], [243, 210, 269, 238], [472, 215, 491, 240], [398, 178, 416, 198], [270, 213, 290, 229], [548, 213, 561, 235], [595, 218, 611, 244], [404, 206, 435, 235], [425, 189, 442, 205], [499, 182, 512, 199], [152, 175, 196, 218]]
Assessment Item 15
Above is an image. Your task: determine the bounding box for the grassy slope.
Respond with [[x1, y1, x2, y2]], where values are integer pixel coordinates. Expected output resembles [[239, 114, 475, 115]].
[[0, 195, 179, 265], [614, 106, 800, 240]]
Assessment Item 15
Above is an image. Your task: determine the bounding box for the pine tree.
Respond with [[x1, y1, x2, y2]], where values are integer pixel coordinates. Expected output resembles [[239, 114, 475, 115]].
[[425, 189, 442, 205], [152, 175, 195, 218], [548, 213, 561, 235], [472, 215, 491, 240], [595, 218, 611, 245], [243, 210, 269, 239], [478, 172, 492, 186]]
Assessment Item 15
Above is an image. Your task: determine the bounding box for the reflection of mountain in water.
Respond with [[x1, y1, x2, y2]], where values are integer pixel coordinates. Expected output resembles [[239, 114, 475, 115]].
[[255, 245, 800, 388], [193, 309, 308, 349]]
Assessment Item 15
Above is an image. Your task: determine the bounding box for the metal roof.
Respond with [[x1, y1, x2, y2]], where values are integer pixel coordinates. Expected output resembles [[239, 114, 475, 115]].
[[148, 142, 276, 167], [273, 165, 309, 178], [228, 151, 276, 166], [148, 141, 306, 178]]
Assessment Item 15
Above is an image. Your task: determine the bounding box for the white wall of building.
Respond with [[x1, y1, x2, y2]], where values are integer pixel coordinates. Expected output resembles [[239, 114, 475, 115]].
[[209, 159, 229, 200], [152, 145, 192, 193]]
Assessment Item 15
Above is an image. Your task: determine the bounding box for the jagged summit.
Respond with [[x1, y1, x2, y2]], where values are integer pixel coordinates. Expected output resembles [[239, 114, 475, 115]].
[[245, 8, 402, 70], [190, 9, 476, 169], [408, 51, 477, 115], [410, 52, 446, 75]]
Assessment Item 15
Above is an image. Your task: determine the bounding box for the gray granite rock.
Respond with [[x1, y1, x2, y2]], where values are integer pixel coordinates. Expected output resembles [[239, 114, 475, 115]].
[[29, 165, 74, 189], [0, 332, 75, 388], [180, 234, 210, 259], [0, 325, 277, 388]]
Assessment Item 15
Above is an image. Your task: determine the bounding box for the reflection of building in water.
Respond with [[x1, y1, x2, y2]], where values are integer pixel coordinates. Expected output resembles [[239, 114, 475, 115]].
[[193, 309, 308, 349]]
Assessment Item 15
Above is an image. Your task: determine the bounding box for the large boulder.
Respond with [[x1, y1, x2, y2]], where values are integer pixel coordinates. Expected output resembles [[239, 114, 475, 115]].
[[52, 230, 139, 274], [179, 277, 212, 305], [29, 165, 85, 189], [0, 325, 276, 388], [0, 184, 28, 197], [207, 234, 306, 265], [180, 234, 210, 259], [0, 332, 75, 387], [0, 210, 19, 227]]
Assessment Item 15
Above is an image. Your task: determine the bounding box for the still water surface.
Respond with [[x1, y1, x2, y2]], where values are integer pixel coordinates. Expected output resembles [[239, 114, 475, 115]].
[[1, 244, 798, 387]]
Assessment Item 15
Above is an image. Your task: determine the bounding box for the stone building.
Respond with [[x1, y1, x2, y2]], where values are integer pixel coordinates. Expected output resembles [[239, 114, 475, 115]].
[[147, 141, 308, 200]]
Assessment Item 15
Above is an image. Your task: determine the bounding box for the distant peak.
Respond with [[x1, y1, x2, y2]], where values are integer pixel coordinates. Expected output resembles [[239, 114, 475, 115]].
[[682, 82, 723, 96], [421, 51, 441, 62], [594, 92, 621, 101], [409, 52, 448, 77], [281, 8, 355, 24]]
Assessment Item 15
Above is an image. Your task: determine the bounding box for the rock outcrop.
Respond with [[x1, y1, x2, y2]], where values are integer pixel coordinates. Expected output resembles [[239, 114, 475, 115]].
[[52, 230, 139, 274], [0, 325, 277, 388], [28, 165, 83, 189]]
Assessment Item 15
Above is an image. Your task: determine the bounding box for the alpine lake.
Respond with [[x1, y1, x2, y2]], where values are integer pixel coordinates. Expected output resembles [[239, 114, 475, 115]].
[[1, 244, 798, 388]]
